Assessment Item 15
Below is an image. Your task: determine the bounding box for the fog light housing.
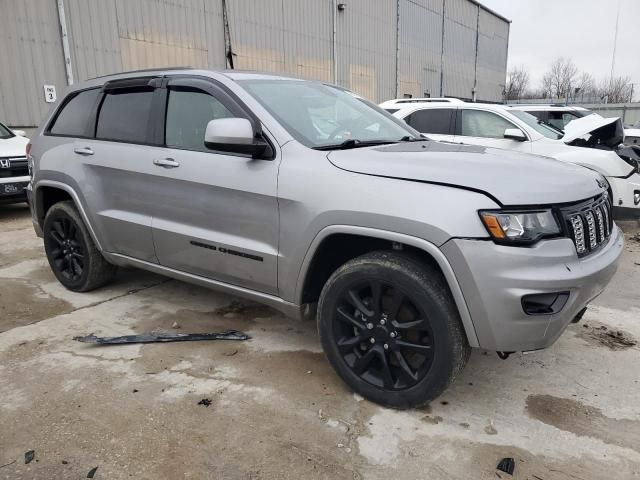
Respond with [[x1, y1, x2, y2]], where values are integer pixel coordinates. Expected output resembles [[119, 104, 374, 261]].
[[634, 190, 640, 206], [522, 292, 570, 315]]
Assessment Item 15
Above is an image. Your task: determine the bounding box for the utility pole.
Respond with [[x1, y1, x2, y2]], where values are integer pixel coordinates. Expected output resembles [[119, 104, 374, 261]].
[[610, 0, 621, 82]]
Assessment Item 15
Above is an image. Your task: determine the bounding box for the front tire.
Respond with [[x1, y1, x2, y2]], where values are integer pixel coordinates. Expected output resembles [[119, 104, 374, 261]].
[[43, 201, 116, 292], [317, 251, 470, 409]]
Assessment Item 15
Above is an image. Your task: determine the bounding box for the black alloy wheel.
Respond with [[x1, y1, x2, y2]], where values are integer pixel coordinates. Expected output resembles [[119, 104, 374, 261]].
[[47, 216, 85, 283], [333, 279, 435, 390]]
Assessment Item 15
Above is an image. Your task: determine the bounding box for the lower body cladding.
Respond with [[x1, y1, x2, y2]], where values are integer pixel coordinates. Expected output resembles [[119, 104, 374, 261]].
[[441, 226, 623, 352], [609, 173, 640, 218], [0, 175, 29, 204]]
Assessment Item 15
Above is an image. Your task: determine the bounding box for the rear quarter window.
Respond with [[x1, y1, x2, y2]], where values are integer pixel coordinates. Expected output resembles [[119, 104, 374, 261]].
[[48, 88, 100, 137]]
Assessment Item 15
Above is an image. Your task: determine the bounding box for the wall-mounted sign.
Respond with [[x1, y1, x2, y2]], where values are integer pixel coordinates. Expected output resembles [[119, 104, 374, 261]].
[[44, 85, 57, 103]]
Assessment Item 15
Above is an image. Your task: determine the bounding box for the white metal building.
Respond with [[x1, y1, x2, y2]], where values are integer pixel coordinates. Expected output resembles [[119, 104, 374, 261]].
[[0, 0, 510, 131]]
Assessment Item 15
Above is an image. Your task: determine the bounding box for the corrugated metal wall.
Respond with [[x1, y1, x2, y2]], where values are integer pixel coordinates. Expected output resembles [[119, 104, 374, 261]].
[[0, 0, 68, 127], [477, 6, 509, 102], [397, 0, 443, 99], [0, 0, 509, 129]]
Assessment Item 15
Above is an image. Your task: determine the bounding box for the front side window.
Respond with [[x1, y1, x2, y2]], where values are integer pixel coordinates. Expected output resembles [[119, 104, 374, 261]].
[[0, 122, 14, 139], [460, 109, 517, 139], [49, 88, 100, 137], [165, 89, 233, 151], [405, 109, 454, 134], [238, 80, 417, 148], [96, 89, 154, 143]]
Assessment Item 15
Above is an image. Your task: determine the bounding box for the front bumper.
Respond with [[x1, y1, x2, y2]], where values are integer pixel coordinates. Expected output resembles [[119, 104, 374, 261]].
[[0, 175, 29, 204], [441, 225, 623, 352], [609, 173, 640, 215]]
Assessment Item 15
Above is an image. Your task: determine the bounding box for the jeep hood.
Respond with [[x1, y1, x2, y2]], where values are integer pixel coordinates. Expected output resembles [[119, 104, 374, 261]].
[[327, 141, 605, 206], [562, 115, 624, 146]]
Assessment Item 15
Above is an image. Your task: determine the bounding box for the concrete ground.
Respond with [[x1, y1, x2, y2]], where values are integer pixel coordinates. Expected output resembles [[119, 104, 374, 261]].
[[1, 203, 639, 480]]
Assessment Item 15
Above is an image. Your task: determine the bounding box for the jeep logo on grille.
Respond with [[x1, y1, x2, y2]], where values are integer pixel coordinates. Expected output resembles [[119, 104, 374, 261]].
[[0, 159, 10, 168]]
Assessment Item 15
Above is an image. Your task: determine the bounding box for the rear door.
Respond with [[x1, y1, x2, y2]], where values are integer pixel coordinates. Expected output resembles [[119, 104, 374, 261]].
[[402, 108, 456, 142], [453, 108, 533, 153], [45, 78, 163, 263], [150, 76, 280, 295]]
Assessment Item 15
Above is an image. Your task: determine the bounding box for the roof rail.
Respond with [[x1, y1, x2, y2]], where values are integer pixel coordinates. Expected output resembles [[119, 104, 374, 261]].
[[389, 97, 465, 105], [88, 66, 195, 81]]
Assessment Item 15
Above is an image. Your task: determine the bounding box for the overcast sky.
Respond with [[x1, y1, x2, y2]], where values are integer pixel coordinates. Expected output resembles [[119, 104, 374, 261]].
[[480, 0, 639, 95]]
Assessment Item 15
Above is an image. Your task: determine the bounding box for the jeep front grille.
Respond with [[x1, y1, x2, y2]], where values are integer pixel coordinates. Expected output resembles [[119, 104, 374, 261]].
[[562, 193, 613, 257]]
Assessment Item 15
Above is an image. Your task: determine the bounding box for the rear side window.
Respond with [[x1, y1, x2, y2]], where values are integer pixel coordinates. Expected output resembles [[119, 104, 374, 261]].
[[49, 88, 100, 137], [96, 89, 154, 143], [165, 89, 233, 151], [405, 109, 454, 134]]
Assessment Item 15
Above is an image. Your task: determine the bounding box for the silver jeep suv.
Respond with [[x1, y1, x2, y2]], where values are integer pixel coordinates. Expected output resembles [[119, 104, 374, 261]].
[[27, 69, 623, 408]]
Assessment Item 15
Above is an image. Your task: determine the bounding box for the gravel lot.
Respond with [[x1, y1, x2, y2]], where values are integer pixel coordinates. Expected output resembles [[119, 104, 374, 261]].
[[1, 203, 639, 480]]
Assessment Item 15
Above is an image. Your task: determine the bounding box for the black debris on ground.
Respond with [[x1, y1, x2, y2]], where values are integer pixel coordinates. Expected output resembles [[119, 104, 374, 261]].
[[62, 460, 68, 464], [496, 457, 515, 475], [73, 330, 250, 345], [24, 450, 35, 465], [87, 466, 98, 478], [198, 398, 212, 407]]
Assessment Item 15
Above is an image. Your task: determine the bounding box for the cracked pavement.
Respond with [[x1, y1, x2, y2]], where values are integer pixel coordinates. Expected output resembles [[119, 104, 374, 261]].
[[1, 203, 639, 479]]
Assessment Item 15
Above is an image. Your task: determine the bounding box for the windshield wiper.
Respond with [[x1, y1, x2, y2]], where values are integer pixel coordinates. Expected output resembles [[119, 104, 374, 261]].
[[313, 139, 400, 150]]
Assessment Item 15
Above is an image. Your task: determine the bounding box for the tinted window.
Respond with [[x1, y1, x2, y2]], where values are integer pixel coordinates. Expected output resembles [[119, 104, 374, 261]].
[[384, 108, 399, 114], [405, 109, 454, 134], [460, 110, 516, 138], [165, 89, 233, 151], [49, 88, 100, 137], [96, 89, 154, 143]]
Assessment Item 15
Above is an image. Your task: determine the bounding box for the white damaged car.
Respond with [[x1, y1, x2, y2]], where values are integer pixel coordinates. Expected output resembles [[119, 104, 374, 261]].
[[381, 99, 640, 216]]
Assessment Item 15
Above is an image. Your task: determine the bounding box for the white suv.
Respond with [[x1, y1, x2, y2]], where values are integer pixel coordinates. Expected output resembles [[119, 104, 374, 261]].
[[380, 99, 640, 216]]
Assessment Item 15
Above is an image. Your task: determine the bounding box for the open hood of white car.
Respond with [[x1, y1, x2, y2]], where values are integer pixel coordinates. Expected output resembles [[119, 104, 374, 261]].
[[562, 115, 624, 146]]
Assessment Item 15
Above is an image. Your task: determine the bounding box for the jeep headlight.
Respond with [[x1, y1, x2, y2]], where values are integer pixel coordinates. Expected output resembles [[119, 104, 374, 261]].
[[479, 209, 561, 245]]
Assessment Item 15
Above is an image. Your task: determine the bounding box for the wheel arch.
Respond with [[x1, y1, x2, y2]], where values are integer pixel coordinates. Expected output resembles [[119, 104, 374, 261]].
[[295, 225, 479, 348], [35, 180, 104, 251]]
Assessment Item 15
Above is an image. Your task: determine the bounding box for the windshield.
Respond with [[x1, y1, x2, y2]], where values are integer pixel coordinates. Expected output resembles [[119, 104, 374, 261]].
[[238, 80, 419, 148], [0, 122, 14, 139], [510, 110, 563, 140]]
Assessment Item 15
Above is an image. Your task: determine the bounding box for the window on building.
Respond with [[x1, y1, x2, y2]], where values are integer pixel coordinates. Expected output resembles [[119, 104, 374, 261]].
[[96, 89, 154, 143], [49, 88, 100, 137]]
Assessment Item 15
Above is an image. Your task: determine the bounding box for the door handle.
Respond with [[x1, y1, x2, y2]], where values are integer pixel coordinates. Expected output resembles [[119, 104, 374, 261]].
[[153, 158, 180, 168], [74, 147, 94, 156]]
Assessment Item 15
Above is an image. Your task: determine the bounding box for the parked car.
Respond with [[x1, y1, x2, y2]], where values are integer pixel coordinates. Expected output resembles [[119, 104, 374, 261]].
[[510, 104, 640, 147], [28, 70, 622, 408], [0, 121, 30, 204], [381, 99, 640, 216]]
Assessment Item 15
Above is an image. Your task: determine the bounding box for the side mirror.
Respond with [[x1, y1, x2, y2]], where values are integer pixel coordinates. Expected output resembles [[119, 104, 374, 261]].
[[204, 118, 270, 158], [12, 129, 26, 137], [504, 128, 527, 142]]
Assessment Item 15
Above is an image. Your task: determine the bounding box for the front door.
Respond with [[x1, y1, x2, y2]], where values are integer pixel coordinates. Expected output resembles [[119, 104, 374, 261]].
[[150, 77, 280, 295]]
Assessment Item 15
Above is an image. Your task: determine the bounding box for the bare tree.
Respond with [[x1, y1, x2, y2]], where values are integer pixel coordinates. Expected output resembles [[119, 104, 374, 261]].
[[542, 57, 578, 99], [599, 76, 632, 103], [505, 65, 530, 101], [574, 72, 596, 100]]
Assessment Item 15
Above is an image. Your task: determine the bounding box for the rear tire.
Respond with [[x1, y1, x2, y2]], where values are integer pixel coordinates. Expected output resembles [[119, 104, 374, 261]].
[[317, 251, 470, 409], [43, 201, 116, 292]]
